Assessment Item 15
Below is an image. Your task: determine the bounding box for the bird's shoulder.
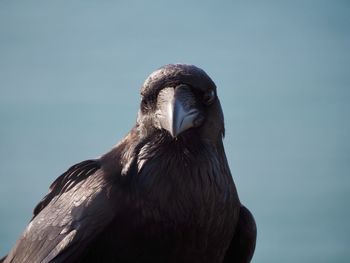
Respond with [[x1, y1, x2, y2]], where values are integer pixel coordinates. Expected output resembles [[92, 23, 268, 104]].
[[223, 205, 257, 263], [33, 159, 101, 218], [4, 154, 126, 263]]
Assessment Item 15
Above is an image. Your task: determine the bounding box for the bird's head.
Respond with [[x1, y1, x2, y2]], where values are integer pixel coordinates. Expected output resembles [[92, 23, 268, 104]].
[[137, 64, 225, 143]]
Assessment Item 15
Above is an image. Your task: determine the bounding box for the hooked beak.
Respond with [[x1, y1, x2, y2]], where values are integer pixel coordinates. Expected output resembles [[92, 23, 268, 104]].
[[156, 85, 204, 138]]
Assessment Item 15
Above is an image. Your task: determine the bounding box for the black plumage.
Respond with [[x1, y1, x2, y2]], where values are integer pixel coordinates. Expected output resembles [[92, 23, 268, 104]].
[[2, 64, 256, 263]]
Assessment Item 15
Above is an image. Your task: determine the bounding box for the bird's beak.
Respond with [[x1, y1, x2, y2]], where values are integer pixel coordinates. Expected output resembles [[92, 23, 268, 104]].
[[157, 85, 203, 138]]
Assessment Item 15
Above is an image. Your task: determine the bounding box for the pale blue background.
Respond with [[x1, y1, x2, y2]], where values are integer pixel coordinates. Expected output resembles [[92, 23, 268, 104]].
[[0, 1, 349, 262]]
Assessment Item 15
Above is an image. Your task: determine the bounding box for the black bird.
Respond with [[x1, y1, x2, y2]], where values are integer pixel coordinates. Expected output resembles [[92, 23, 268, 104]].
[[2, 64, 256, 263]]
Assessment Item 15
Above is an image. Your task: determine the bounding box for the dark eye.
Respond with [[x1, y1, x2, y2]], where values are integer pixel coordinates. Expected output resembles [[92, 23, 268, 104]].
[[141, 94, 157, 112], [141, 97, 152, 112], [203, 90, 216, 105]]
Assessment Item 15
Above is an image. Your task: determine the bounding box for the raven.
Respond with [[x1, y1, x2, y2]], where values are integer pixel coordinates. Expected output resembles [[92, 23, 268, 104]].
[[2, 64, 256, 263]]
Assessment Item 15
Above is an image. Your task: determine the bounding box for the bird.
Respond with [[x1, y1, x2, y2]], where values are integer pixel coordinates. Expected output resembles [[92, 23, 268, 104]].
[[1, 64, 256, 263]]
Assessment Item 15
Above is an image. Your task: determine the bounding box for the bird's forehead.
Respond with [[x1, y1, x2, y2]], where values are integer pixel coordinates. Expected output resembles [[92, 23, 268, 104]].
[[140, 64, 217, 98]]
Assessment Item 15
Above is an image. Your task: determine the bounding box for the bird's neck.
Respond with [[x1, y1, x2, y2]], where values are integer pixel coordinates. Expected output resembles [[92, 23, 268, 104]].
[[126, 130, 232, 190]]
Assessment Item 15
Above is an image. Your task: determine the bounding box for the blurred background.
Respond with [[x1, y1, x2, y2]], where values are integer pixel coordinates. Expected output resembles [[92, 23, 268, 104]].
[[0, 0, 349, 262]]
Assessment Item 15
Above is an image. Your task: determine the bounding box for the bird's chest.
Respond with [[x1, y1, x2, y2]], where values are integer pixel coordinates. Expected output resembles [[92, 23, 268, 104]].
[[106, 139, 240, 262], [121, 156, 238, 262]]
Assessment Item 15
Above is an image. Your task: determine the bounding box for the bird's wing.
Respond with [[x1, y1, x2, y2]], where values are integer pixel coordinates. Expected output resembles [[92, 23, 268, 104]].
[[4, 159, 118, 263], [223, 205, 257, 263]]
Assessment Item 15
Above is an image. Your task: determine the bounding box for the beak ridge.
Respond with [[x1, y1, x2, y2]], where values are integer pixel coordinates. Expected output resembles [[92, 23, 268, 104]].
[[157, 86, 203, 137]]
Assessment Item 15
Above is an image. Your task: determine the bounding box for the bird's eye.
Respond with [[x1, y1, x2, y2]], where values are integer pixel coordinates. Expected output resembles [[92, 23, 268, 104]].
[[141, 95, 157, 112], [141, 98, 150, 112], [203, 90, 216, 105]]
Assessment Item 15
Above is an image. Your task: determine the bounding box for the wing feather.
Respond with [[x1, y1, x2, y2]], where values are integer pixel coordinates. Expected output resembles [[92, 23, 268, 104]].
[[4, 159, 118, 263], [223, 205, 257, 263]]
